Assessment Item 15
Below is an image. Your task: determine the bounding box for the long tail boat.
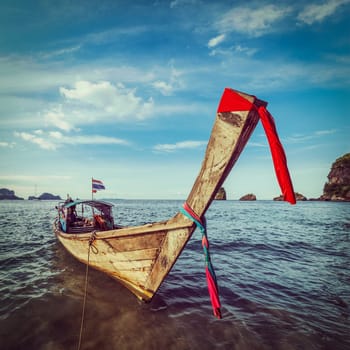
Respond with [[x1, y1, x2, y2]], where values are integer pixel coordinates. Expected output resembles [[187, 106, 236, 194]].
[[54, 88, 296, 318]]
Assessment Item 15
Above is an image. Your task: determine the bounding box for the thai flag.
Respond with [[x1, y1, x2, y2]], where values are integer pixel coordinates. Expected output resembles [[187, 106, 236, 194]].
[[92, 178, 105, 193]]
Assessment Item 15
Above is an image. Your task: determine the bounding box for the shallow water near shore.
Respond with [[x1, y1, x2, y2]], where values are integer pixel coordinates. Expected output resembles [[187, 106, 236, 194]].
[[1, 199, 349, 349]]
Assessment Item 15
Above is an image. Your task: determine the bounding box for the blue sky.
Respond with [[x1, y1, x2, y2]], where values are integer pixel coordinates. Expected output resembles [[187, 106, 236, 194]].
[[0, 0, 349, 200]]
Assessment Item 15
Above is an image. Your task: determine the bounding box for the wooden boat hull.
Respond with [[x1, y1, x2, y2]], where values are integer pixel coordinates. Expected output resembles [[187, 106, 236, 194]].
[[54, 215, 195, 301]]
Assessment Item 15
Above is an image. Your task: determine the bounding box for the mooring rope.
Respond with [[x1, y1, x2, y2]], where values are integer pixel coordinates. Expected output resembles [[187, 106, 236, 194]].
[[77, 231, 97, 350]]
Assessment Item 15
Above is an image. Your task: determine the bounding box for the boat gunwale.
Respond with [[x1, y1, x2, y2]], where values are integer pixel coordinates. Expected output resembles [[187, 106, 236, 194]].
[[53, 217, 195, 241]]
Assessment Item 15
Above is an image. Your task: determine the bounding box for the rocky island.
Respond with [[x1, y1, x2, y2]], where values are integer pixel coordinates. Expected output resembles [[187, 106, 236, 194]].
[[0, 188, 62, 200], [28, 192, 62, 200], [273, 192, 307, 201], [240, 193, 256, 201], [0, 188, 24, 200], [319, 153, 350, 201], [214, 187, 226, 200]]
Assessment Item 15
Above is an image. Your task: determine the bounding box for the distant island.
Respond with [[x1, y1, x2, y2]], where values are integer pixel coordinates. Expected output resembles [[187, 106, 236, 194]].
[[273, 192, 307, 201], [0, 188, 24, 200], [0, 188, 62, 200], [28, 192, 62, 200], [1, 153, 349, 202], [214, 187, 226, 200], [240, 193, 256, 201]]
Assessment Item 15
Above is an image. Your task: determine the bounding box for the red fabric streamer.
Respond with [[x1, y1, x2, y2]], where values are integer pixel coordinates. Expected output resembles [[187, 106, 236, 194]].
[[205, 268, 222, 319], [202, 235, 209, 248], [217, 88, 296, 205], [257, 106, 296, 205], [217, 88, 254, 113]]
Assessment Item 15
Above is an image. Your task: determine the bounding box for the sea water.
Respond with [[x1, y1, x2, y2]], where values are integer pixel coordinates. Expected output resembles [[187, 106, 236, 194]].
[[0, 200, 349, 350]]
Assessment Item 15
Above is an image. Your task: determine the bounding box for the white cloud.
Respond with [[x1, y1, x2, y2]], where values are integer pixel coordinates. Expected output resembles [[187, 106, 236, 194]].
[[208, 34, 226, 48], [151, 63, 184, 96], [285, 129, 338, 144], [209, 44, 258, 58], [0, 55, 156, 97], [14, 131, 57, 150], [49, 131, 63, 139], [59, 80, 154, 121], [314, 129, 337, 136], [152, 81, 174, 95], [82, 26, 149, 46], [41, 80, 155, 132], [170, 0, 197, 9], [233, 44, 258, 56], [153, 140, 206, 152], [0, 141, 15, 148], [217, 4, 292, 37], [62, 134, 129, 146], [44, 105, 76, 132], [247, 142, 267, 148], [0, 175, 71, 181], [14, 130, 129, 150], [39, 45, 82, 59], [297, 0, 350, 25]]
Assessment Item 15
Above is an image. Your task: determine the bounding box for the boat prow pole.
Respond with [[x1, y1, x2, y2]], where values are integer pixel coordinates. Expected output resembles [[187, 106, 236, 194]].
[[144, 89, 266, 299], [181, 88, 267, 219]]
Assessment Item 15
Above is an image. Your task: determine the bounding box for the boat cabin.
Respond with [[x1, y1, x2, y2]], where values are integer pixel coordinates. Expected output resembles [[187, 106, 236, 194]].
[[57, 199, 115, 233]]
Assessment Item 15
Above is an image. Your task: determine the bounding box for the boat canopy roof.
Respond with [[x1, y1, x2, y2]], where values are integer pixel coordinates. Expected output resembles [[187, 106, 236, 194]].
[[63, 199, 114, 211]]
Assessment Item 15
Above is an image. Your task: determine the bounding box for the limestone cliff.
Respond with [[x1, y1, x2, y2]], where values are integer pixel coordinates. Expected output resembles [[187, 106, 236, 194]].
[[214, 187, 226, 200], [320, 153, 350, 201]]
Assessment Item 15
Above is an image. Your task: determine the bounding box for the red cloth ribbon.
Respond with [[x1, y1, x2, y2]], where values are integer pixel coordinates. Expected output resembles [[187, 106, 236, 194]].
[[257, 106, 296, 204], [217, 88, 254, 113], [217, 88, 296, 204], [205, 268, 222, 319], [183, 202, 201, 222]]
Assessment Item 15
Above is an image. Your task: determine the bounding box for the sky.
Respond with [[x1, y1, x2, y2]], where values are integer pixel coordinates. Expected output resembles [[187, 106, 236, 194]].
[[0, 0, 349, 200]]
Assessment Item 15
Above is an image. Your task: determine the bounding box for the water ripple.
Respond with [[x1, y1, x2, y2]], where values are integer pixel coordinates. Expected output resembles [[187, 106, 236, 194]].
[[0, 200, 349, 349]]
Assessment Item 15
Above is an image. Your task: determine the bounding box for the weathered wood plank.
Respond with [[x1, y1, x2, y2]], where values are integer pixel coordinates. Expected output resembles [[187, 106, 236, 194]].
[[105, 232, 166, 252], [186, 108, 261, 219]]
